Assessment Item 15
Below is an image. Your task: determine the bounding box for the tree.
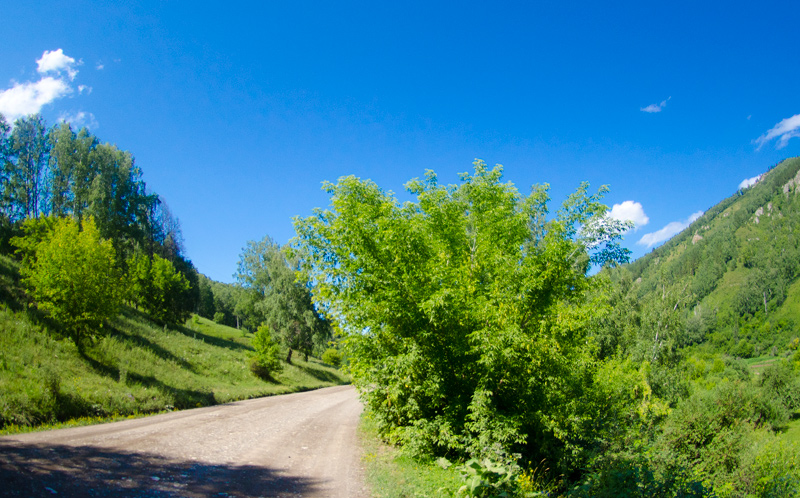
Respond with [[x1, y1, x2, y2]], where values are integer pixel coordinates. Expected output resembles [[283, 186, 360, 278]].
[[15, 216, 121, 348], [293, 161, 629, 469], [5, 115, 49, 221], [47, 122, 98, 218], [85, 142, 158, 259], [127, 252, 191, 325], [236, 236, 330, 362]]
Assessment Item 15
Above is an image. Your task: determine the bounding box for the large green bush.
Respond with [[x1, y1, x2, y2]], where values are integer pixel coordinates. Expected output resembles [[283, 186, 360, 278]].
[[14, 216, 121, 347], [294, 161, 631, 470], [127, 252, 191, 325], [654, 380, 788, 492], [321, 348, 342, 367], [249, 324, 282, 379]]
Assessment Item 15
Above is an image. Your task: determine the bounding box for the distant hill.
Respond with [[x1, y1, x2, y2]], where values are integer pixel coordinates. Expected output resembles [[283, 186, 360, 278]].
[[610, 157, 800, 360]]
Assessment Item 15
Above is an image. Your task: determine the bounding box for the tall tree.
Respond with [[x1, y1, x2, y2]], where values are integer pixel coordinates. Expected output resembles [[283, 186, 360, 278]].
[[6, 115, 49, 221], [0, 114, 11, 242], [47, 122, 98, 219], [128, 252, 191, 325], [86, 142, 155, 257], [236, 236, 329, 362]]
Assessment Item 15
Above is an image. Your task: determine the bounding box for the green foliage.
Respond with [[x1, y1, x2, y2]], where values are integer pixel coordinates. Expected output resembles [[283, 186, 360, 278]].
[[250, 324, 283, 379], [759, 360, 800, 412], [0, 114, 199, 314], [236, 236, 330, 362], [294, 161, 629, 470], [568, 456, 707, 498], [15, 216, 121, 347], [321, 347, 343, 367], [444, 456, 520, 498], [213, 311, 225, 323], [654, 379, 788, 492], [5, 115, 48, 220], [733, 436, 800, 498], [127, 252, 191, 325]]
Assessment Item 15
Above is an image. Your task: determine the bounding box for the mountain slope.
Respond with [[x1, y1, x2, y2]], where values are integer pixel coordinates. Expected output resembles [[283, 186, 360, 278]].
[[618, 156, 800, 358]]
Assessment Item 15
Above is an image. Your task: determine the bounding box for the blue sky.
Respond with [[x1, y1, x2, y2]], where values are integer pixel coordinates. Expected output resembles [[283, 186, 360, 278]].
[[2, 1, 799, 283]]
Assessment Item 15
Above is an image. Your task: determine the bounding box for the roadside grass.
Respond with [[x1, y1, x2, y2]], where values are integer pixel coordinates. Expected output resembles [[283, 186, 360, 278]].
[[0, 294, 348, 434], [359, 412, 461, 498]]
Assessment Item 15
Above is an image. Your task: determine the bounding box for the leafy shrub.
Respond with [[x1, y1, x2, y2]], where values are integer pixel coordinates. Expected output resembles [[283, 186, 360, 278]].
[[213, 311, 225, 324], [127, 253, 191, 325], [14, 216, 121, 347], [654, 380, 788, 492], [249, 324, 282, 379], [759, 360, 800, 412], [321, 348, 342, 367], [438, 455, 520, 498], [568, 454, 707, 498], [733, 436, 800, 498]]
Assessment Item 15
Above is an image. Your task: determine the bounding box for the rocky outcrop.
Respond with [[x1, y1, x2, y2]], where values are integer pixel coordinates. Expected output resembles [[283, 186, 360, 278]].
[[783, 169, 800, 195]]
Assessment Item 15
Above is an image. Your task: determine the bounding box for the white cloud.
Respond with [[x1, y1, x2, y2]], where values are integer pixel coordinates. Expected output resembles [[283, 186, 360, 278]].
[[0, 77, 72, 123], [58, 111, 98, 130], [96, 62, 105, 70], [0, 49, 85, 124], [637, 210, 703, 248], [36, 49, 79, 81], [608, 201, 649, 230], [755, 113, 800, 150], [640, 96, 671, 113], [738, 175, 761, 190]]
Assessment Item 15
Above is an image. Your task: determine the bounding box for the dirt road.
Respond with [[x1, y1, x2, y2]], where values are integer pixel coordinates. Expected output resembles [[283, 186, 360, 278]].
[[0, 384, 368, 497]]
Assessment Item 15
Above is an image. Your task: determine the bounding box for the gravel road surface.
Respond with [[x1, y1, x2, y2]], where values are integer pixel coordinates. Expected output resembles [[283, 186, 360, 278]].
[[0, 384, 368, 497]]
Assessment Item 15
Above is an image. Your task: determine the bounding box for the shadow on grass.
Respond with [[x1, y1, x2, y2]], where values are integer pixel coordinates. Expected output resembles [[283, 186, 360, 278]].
[[0, 255, 26, 313], [79, 352, 216, 410], [293, 363, 343, 384], [172, 323, 253, 352], [0, 440, 321, 497], [112, 327, 196, 372]]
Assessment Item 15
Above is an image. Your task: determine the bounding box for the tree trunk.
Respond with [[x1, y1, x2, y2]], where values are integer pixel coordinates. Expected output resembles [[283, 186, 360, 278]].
[[285, 348, 293, 364]]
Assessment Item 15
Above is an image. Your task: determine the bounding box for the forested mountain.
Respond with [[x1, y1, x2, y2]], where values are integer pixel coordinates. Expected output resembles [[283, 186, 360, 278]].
[[601, 157, 800, 362]]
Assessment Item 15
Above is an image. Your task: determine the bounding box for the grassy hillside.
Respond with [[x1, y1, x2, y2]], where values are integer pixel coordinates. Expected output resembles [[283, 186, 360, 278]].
[[621, 157, 800, 358], [0, 254, 348, 434]]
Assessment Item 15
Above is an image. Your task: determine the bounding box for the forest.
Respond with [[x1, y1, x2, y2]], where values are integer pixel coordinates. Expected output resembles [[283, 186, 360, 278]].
[[2, 111, 799, 496]]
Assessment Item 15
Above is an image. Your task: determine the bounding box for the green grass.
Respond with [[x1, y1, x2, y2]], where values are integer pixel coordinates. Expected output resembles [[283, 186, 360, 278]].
[[359, 413, 461, 498], [784, 416, 800, 446], [0, 288, 349, 434]]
